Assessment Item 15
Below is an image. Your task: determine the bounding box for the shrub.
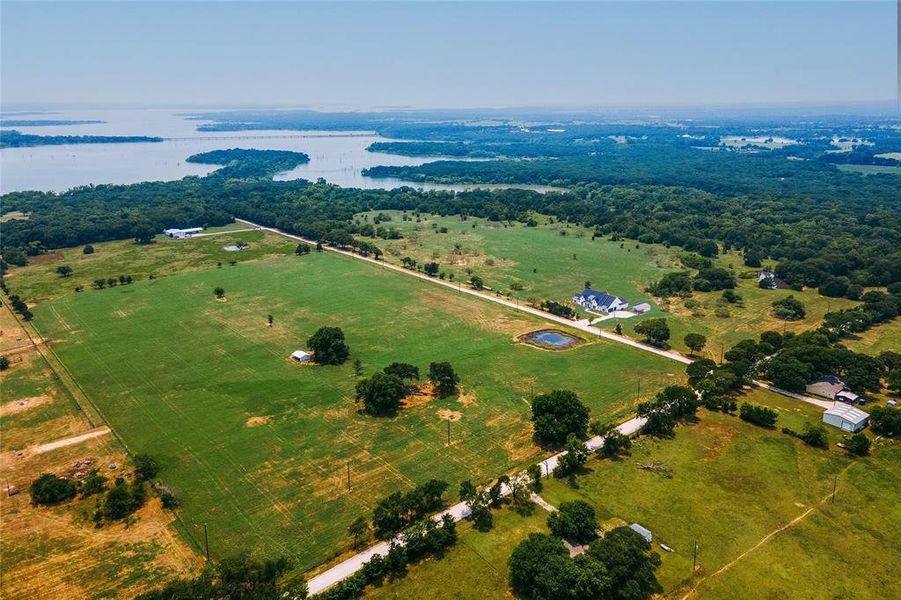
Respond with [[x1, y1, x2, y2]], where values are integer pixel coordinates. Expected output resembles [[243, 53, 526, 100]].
[[132, 454, 159, 481], [307, 326, 350, 365], [772, 295, 806, 320], [845, 433, 870, 456], [428, 362, 460, 398], [547, 500, 597, 544], [30, 474, 77, 506], [356, 372, 406, 416], [531, 390, 590, 445], [739, 403, 778, 428], [634, 318, 670, 347], [598, 429, 631, 458], [799, 423, 829, 448]]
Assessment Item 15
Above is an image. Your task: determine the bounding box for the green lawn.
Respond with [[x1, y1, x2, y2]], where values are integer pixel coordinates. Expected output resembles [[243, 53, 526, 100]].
[[33, 249, 680, 572], [354, 212, 867, 357]]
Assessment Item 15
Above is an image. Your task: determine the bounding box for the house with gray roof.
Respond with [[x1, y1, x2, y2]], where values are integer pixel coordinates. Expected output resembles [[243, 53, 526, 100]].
[[572, 288, 629, 313]]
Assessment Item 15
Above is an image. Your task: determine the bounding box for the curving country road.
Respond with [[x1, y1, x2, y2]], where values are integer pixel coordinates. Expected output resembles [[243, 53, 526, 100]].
[[306, 415, 647, 595]]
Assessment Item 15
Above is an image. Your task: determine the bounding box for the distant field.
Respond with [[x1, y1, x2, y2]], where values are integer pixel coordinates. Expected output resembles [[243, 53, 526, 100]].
[[354, 212, 866, 357], [4, 228, 295, 303], [0, 304, 198, 599], [841, 319, 901, 355], [370, 389, 900, 599], [354, 210, 679, 308], [33, 249, 679, 571], [836, 164, 901, 176]]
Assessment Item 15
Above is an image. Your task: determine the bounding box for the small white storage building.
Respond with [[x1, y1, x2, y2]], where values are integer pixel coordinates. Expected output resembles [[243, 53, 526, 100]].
[[632, 303, 652, 314], [290, 350, 312, 363], [163, 227, 204, 239], [823, 404, 869, 432], [629, 523, 653, 543]]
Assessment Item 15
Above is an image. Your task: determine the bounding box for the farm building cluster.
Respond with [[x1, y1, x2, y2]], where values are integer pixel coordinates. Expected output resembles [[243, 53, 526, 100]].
[[572, 288, 650, 315]]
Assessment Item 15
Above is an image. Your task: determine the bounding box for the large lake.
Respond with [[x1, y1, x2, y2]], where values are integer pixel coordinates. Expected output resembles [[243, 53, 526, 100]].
[[0, 109, 562, 195]]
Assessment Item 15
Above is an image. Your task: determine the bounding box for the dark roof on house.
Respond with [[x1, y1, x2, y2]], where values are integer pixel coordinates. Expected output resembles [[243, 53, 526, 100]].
[[812, 375, 845, 386], [576, 288, 624, 309]]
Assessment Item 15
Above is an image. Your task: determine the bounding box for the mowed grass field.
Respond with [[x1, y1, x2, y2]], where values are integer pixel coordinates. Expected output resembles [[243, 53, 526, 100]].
[[366, 390, 900, 600], [355, 212, 868, 357], [31, 248, 680, 572]]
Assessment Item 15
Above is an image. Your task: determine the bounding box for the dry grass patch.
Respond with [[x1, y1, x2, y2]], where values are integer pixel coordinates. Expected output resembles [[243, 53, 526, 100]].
[[0, 394, 52, 417], [436, 409, 462, 422], [245, 415, 272, 427]]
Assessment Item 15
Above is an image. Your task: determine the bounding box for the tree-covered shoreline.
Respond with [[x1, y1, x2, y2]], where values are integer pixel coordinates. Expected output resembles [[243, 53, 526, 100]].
[[0, 129, 163, 148]]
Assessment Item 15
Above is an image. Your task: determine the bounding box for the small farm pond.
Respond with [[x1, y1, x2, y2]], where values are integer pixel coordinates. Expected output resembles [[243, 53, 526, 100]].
[[519, 329, 583, 350]]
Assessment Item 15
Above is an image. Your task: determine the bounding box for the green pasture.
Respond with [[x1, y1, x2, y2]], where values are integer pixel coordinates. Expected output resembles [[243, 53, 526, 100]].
[[33, 249, 679, 571], [5, 228, 295, 303], [539, 393, 899, 599], [353, 211, 679, 310], [354, 212, 870, 357]]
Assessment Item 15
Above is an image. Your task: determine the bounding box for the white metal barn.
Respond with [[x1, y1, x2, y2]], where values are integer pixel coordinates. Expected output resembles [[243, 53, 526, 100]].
[[290, 350, 312, 362], [822, 404, 869, 432], [629, 523, 653, 543]]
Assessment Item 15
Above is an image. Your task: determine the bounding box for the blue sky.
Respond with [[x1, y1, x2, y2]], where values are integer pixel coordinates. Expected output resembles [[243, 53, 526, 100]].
[[1, 1, 897, 109]]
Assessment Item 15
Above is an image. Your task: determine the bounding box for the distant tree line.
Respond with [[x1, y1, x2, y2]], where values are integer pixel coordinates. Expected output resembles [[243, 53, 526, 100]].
[[0, 129, 163, 148]]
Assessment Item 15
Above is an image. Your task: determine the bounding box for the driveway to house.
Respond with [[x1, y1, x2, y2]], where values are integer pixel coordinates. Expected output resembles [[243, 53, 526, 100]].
[[236, 218, 691, 366], [751, 381, 835, 410]]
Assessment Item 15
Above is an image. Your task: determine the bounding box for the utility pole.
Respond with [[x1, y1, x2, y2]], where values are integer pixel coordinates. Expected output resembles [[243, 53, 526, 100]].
[[203, 523, 210, 561], [636, 378, 641, 402], [832, 474, 837, 504], [446, 419, 451, 446], [692, 541, 699, 572], [347, 462, 351, 491]]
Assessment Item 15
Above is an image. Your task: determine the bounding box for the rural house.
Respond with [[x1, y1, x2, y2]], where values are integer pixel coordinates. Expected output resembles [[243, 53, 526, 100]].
[[572, 288, 629, 313], [822, 404, 869, 432], [806, 376, 860, 403]]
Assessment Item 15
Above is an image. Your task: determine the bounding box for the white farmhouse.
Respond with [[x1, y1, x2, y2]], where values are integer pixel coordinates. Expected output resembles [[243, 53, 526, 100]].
[[572, 288, 629, 313]]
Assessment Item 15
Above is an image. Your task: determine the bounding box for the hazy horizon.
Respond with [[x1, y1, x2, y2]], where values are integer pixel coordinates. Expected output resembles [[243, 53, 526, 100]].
[[2, 1, 897, 110]]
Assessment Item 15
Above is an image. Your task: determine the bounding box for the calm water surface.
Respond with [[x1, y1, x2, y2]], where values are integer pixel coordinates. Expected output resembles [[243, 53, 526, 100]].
[[1, 109, 563, 195]]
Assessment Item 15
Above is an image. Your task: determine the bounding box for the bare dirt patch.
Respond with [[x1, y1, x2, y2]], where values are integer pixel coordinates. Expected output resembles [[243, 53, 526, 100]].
[[457, 391, 477, 407], [246, 415, 272, 427], [402, 382, 436, 408], [0, 394, 52, 417], [437, 409, 462, 422]]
